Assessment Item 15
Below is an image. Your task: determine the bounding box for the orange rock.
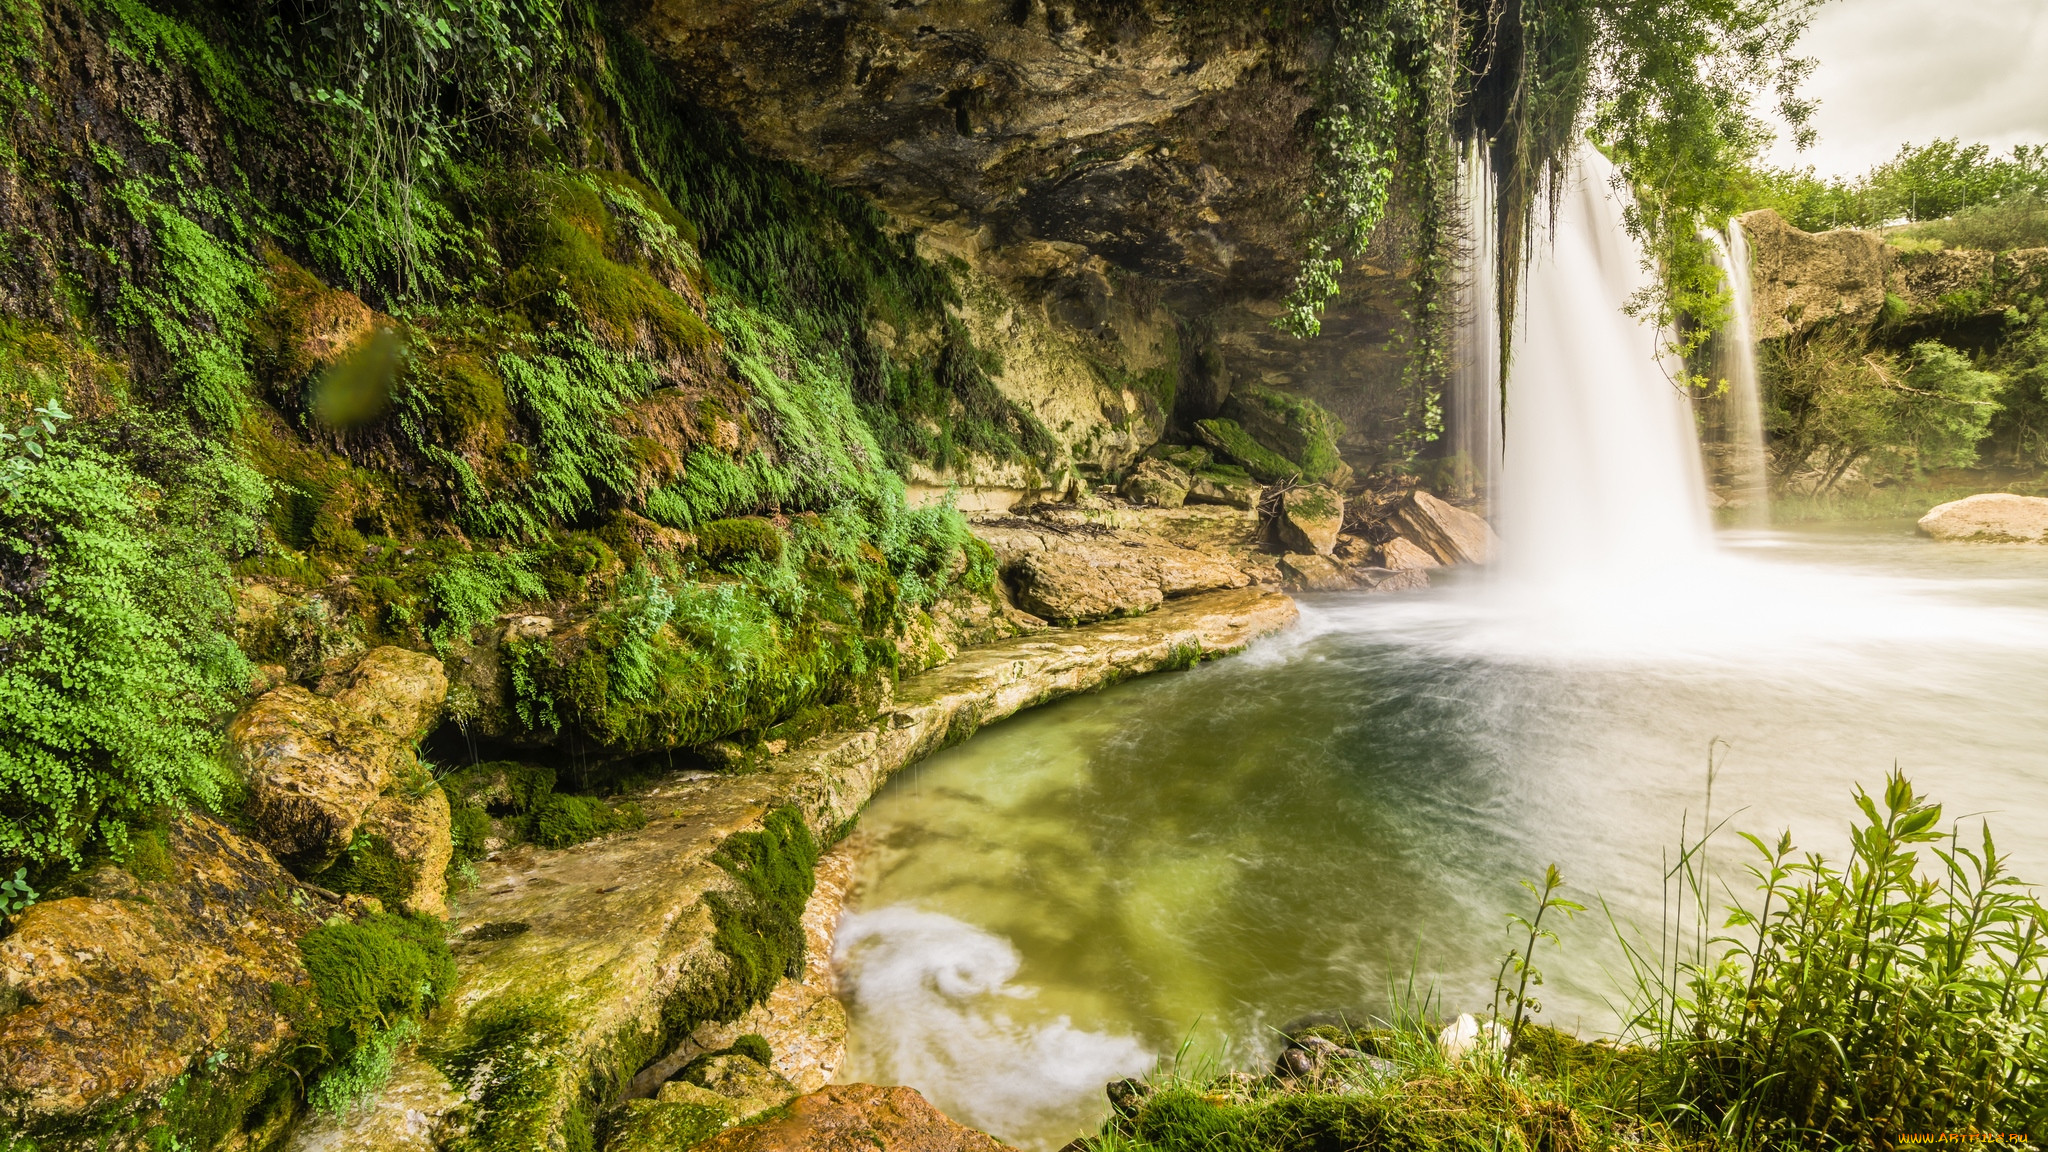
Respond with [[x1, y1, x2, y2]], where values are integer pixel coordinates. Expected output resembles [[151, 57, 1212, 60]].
[[692, 1084, 1010, 1152]]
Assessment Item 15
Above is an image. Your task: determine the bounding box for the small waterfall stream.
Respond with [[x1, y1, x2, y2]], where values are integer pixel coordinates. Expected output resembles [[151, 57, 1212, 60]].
[[1498, 147, 1714, 584], [1446, 136, 1502, 507], [1704, 221, 1771, 526]]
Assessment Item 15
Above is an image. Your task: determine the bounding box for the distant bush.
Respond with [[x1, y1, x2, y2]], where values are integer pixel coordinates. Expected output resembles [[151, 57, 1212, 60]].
[[1765, 332, 2002, 491], [0, 420, 265, 867], [1747, 138, 2048, 233]]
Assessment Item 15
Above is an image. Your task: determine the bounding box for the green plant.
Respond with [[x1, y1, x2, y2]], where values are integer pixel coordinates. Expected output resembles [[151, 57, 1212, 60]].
[[0, 866, 35, 914], [317, 831, 422, 909], [0, 422, 264, 866], [705, 806, 818, 1017], [1490, 864, 1582, 1071], [309, 1017, 420, 1117], [426, 550, 545, 651], [1765, 332, 2003, 491], [0, 399, 71, 496], [1748, 139, 2048, 233], [1620, 772, 2048, 1146]]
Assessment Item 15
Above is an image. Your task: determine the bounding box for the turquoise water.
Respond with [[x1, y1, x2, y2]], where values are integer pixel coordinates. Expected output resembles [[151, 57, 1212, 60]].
[[831, 524, 2048, 1149]]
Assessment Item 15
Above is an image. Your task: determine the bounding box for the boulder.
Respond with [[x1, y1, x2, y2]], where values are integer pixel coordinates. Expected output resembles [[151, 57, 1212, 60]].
[[678, 1052, 799, 1122], [1354, 567, 1431, 593], [1011, 551, 1165, 624], [1119, 458, 1190, 508], [1738, 209, 1890, 340], [1274, 486, 1343, 556], [688, 1084, 1008, 1152], [1222, 386, 1351, 487], [1378, 536, 1442, 571], [608, 1093, 735, 1152], [1185, 467, 1262, 510], [0, 815, 329, 1138], [1193, 418, 1302, 483], [1917, 493, 2048, 542], [326, 787, 454, 919], [332, 646, 450, 743], [1278, 554, 1352, 592], [229, 686, 412, 873], [1387, 490, 1496, 565]]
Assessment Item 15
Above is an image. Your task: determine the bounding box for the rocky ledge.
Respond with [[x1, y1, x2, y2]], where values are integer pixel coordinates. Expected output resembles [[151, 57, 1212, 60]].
[[290, 585, 1296, 1151]]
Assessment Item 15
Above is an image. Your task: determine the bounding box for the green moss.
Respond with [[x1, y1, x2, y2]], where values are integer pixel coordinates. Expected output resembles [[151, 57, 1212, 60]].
[[529, 794, 647, 849], [603, 1099, 733, 1152], [694, 518, 784, 567], [316, 832, 421, 910], [437, 998, 581, 1152], [705, 806, 819, 1016], [503, 172, 714, 358], [1223, 386, 1348, 485], [1194, 418, 1304, 483], [296, 912, 456, 1058]]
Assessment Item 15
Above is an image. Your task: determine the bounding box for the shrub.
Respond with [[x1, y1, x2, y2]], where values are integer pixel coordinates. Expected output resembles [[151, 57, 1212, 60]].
[[1623, 773, 2048, 1146], [694, 518, 784, 568], [0, 424, 264, 866]]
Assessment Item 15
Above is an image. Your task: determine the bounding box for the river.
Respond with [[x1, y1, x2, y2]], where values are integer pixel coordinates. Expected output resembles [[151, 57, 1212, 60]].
[[828, 521, 2048, 1150]]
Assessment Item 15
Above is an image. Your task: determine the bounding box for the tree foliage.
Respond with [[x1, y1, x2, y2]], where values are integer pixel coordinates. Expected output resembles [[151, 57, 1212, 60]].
[[1748, 138, 2048, 234]]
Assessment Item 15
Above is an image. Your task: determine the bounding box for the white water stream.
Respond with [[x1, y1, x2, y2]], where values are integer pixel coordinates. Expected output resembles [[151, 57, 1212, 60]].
[[1705, 219, 1772, 525]]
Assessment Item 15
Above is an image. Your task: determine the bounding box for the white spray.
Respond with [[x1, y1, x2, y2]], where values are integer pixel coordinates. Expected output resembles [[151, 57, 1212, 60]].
[[1447, 135, 1502, 507], [1704, 219, 1770, 526]]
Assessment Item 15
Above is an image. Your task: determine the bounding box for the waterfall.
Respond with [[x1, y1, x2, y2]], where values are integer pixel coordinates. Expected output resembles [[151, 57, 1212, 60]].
[[1703, 221, 1771, 527], [1446, 135, 1502, 508], [1498, 147, 1714, 585]]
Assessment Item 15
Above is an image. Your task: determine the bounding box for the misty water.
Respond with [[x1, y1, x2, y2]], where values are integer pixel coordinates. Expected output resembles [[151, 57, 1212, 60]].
[[831, 524, 2048, 1150]]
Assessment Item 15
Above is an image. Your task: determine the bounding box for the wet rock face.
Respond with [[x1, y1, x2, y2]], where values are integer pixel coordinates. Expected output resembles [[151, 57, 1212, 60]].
[[0, 815, 328, 1135], [633, 0, 1416, 473], [1387, 489, 1497, 566], [685, 1083, 1009, 1152], [1275, 485, 1343, 556]]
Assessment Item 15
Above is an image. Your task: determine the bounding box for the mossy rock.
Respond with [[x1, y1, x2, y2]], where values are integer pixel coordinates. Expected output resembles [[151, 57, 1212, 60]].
[[694, 517, 785, 567], [606, 1097, 734, 1152], [1194, 418, 1303, 483], [1219, 385, 1350, 486], [530, 793, 648, 849]]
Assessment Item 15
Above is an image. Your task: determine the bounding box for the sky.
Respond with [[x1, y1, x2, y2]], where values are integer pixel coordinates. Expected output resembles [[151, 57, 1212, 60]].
[[1760, 0, 2048, 178]]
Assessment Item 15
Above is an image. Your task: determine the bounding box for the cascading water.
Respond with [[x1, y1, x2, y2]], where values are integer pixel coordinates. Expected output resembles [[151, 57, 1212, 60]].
[[1498, 147, 1714, 585], [1445, 135, 1502, 507], [1704, 220, 1771, 527]]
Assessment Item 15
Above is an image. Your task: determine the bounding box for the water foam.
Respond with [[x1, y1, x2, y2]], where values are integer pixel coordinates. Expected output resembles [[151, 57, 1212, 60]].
[[833, 906, 1152, 1148]]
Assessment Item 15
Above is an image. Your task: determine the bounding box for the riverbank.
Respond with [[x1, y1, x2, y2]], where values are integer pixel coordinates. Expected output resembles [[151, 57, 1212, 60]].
[[289, 585, 1298, 1151]]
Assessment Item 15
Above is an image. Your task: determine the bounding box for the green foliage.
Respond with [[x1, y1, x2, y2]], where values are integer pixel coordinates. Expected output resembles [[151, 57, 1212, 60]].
[[705, 806, 818, 1017], [1224, 386, 1348, 485], [694, 518, 785, 568], [590, 25, 1047, 473], [727, 1034, 773, 1068], [309, 1017, 420, 1117], [1765, 331, 2003, 491], [272, 0, 570, 298], [434, 997, 580, 1152], [0, 866, 35, 914], [441, 760, 644, 851], [0, 399, 70, 497], [1747, 139, 2048, 234], [426, 550, 545, 651], [108, 185, 267, 431], [1889, 196, 2048, 256], [1620, 773, 2048, 1146], [0, 421, 264, 866], [468, 332, 656, 539]]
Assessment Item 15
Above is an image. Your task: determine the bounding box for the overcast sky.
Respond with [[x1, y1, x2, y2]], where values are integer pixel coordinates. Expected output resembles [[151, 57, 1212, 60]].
[[1760, 0, 2048, 177]]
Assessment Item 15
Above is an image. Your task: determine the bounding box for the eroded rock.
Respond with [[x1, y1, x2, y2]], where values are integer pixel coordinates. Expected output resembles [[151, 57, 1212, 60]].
[[0, 815, 326, 1137], [1186, 468, 1263, 510], [1917, 493, 2048, 542], [1739, 209, 1890, 339], [1275, 486, 1343, 556], [1120, 458, 1190, 508], [347, 787, 455, 919], [680, 1053, 799, 1122], [688, 1084, 1009, 1152], [1278, 553, 1352, 592], [332, 646, 450, 743], [1012, 550, 1166, 624], [230, 686, 411, 873], [1378, 536, 1442, 571], [1387, 490, 1496, 565]]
